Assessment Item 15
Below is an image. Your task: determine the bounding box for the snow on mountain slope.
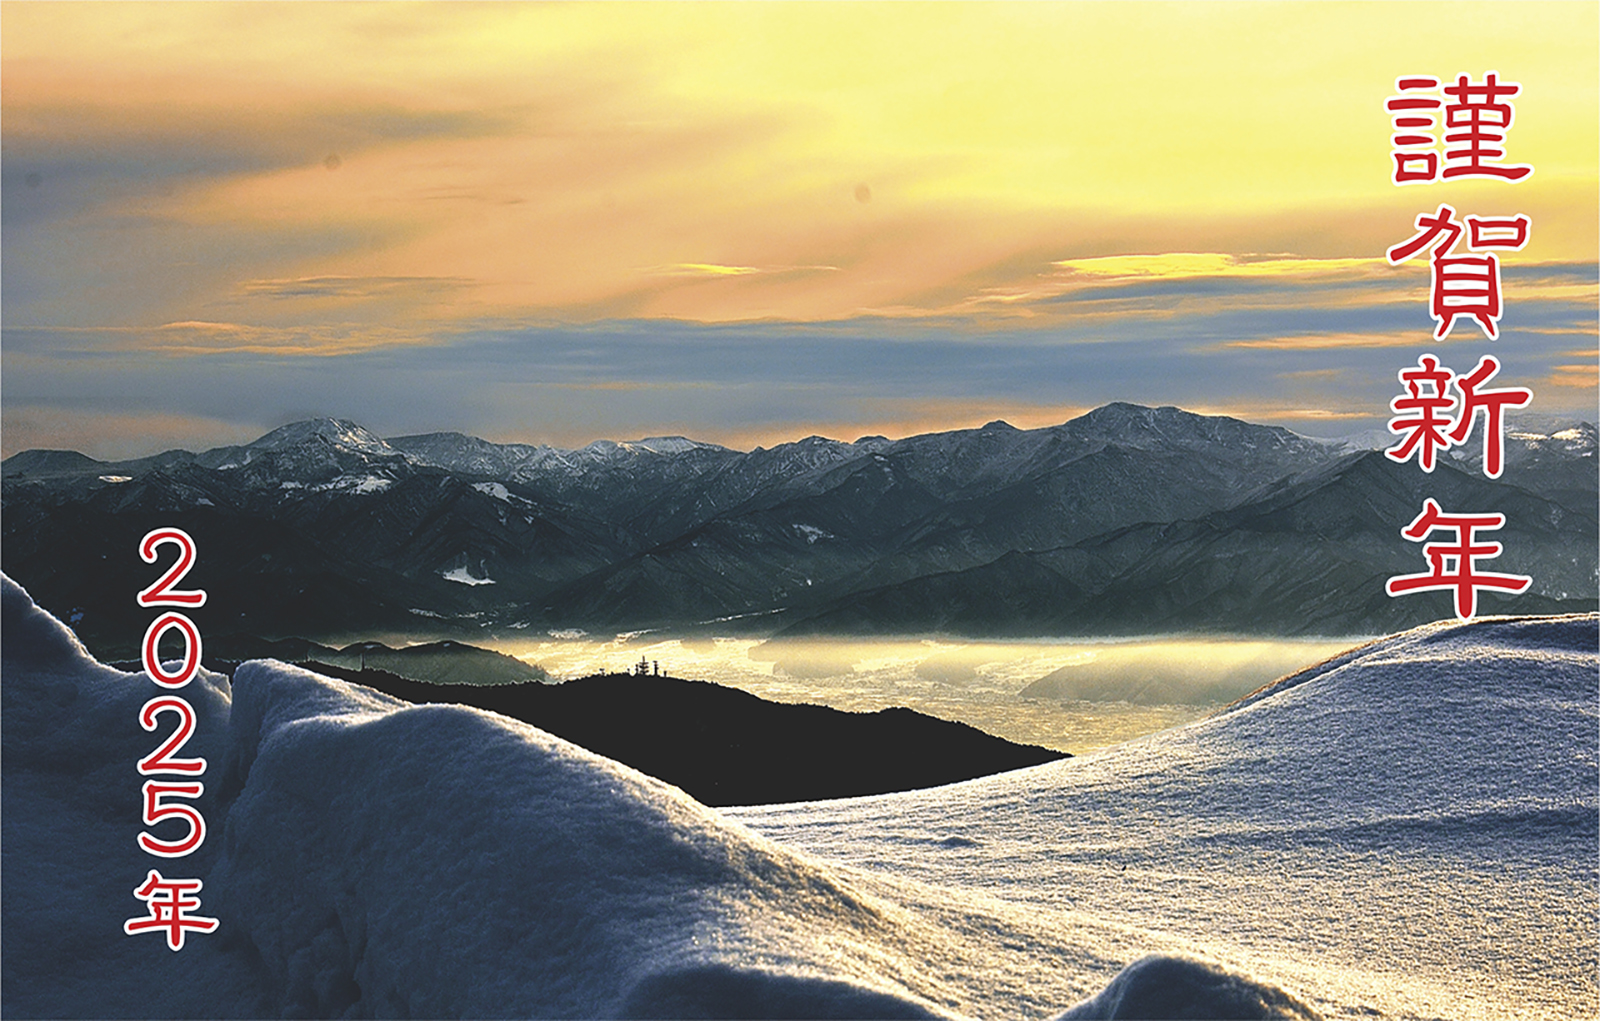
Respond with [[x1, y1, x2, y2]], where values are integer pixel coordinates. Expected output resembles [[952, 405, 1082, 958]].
[[733, 613, 1599, 1021], [2, 572, 1318, 1019], [386, 431, 555, 477], [244, 418, 396, 457]]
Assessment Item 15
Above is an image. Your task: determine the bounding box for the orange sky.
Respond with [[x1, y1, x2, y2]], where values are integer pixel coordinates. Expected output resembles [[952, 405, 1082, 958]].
[[3, 2, 1596, 455]]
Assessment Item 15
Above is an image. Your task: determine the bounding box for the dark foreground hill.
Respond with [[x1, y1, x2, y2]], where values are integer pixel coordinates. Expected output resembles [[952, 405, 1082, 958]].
[[303, 662, 1066, 806]]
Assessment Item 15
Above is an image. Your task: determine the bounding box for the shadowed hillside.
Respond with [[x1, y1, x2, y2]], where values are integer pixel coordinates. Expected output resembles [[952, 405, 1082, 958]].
[[304, 662, 1066, 806]]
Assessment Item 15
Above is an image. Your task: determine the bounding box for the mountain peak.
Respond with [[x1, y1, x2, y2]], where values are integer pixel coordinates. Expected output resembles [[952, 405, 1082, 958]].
[[0, 449, 106, 477], [1076, 402, 1190, 427], [247, 418, 396, 456], [580, 436, 729, 459], [1067, 402, 1315, 452], [630, 436, 725, 455]]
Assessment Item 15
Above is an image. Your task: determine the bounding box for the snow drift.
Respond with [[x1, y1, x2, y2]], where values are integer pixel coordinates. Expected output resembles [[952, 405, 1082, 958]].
[[4, 570, 1592, 1019], [2, 573, 1313, 1019], [735, 613, 1599, 1021], [2, 574, 948, 1018]]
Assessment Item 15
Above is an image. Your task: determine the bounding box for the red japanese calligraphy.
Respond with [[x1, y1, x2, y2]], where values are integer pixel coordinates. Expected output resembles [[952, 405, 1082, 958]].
[[1386, 354, 1533, 477], [1381, 72, 1537, 619], [1387, 204, 1462, 263], [123, 870, 219, 951], [1386, 204, 1532, 340], [1442, 72, 1532, 181], [1386, 76, 1442, 184], [1387, 355, 1456, 471], [1447, 355, 1532, 478], [1467, 214, 1530, 251], [1386, 499, 1532, 620], [1387, 73, 1532, 184]]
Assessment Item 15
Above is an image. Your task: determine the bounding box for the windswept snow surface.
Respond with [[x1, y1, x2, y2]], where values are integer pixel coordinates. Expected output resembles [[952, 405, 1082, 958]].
[[3, 570, 1592, 1019], [734, 614, 1600, 1021], [2, 574, 958, 1018]]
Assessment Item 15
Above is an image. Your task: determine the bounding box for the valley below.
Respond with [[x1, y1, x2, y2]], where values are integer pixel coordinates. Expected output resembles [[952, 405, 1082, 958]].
[[482, 631, 1359, 754]]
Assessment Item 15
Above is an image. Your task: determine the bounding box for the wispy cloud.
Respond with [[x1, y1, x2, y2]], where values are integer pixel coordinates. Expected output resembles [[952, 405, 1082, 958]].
[[1186, 402, 1376, 424], [4, 322, 440, 358], [1217, 331, 1425, 351], [658, 264, 763, 278], [152, 321, 438, 356], [1278, 369, 1344, 381], [1050, 253, 1384, 282], [947, 260, 1427, 328], [9, 315, 1597, 460], [1546, 363, 1599, 389], [238, 276, 473, 300], [1517, 325, 1600, 336], [549, 380, 718, 393], [1503, 279, 1600, 304], [648, 263, 843, 278]]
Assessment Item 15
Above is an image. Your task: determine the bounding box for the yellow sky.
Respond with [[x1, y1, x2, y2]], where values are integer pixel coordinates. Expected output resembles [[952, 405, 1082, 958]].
[[3, 2, 1595, 457], [4, 2, 1595, 328]]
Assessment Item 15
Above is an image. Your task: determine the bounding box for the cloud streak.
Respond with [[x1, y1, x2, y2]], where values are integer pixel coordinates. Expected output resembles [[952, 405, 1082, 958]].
[[238, 276, 474, 300], [7, 305, 1595, 461], [4, 322, 440, 358]]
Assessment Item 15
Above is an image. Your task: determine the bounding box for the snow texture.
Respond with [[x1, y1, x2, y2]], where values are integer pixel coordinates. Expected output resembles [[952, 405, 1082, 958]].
[[734, 614, 1599, 1021], [246, 418, 396, 458], [3, 570, 1593, 1020]]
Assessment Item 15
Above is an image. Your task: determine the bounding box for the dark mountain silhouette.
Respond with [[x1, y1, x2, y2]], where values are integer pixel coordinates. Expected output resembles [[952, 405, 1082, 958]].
[[303, 662, 1066, 806]]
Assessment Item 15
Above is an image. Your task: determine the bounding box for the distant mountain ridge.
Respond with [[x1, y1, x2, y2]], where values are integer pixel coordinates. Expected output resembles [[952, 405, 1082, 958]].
[[3, 404, 1594, 650]]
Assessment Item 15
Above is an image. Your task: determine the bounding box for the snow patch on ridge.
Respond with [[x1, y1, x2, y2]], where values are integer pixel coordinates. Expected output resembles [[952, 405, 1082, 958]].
[[441, 564, 495, 586], [280, 475, 392, 494]]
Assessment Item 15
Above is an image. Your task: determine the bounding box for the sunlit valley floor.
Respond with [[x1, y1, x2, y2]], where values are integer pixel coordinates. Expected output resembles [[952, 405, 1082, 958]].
[[481, 633, 1360, 754]]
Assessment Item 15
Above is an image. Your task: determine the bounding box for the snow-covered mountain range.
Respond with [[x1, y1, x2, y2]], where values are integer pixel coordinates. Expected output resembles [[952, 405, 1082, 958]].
[[3, 573, 1593, 1018], [3, 405, 1595, 650]]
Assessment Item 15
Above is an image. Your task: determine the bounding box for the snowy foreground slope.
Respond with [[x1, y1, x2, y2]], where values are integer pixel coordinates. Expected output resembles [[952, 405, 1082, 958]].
[[3, 572, 1594, 1019], [735, 613, 1599, 1021]]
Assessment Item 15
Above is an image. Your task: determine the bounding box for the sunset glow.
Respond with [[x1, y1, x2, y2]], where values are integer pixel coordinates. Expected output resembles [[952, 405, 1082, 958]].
[[3, 2, 1595, 456]]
